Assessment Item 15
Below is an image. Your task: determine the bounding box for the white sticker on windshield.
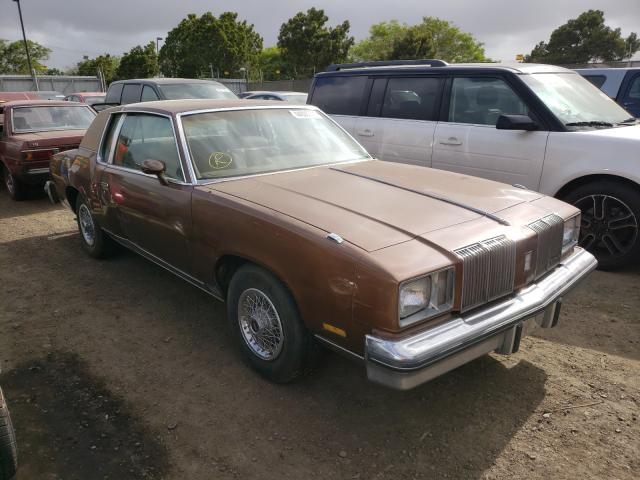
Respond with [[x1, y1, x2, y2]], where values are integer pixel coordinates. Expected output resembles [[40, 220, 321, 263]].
[[290, 110, 321, 119]]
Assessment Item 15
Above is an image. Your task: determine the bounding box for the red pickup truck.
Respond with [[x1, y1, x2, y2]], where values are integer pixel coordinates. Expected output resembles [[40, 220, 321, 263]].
[[0, 100, 95, 200]]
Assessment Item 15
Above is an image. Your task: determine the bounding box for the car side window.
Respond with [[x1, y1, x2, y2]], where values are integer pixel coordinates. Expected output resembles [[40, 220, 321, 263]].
[[105, 83, 124, 104], [380, 77, 442, 121], [624, 75, 640, 100], [113, 113, 184, 181], [311, 76, 367, 116], [141, 86, 160, 102], [99, 113, 123, 163], [448, 77, 529, 126], [583, 75, 606, 89], [120, 84, 142, 104]]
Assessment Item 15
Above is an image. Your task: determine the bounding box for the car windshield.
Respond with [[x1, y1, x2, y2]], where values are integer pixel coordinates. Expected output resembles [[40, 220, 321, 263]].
[[281, 93, 308, 104], [521, 73, 633, 128], [159, 83, 237, 100], [181, 108, 370, 180], [11, 106, 96, 133]]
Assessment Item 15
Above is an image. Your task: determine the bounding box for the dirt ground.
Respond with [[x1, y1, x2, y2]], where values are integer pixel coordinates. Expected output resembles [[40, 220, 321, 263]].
[[0, 190, 638, 480]]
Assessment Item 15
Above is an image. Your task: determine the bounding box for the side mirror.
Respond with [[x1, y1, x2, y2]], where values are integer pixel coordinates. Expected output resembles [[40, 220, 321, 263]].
[[496, 114, 539, 131], [141, 159, 168, 186]]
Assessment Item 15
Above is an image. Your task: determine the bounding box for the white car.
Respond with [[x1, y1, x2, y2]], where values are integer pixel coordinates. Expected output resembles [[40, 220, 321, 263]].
[[308, 60, 640, 269]]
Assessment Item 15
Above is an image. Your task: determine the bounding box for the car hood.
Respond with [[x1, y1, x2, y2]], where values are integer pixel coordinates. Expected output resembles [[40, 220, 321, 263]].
[[575, 123, 640, 140], [203, 160, 543, 252]]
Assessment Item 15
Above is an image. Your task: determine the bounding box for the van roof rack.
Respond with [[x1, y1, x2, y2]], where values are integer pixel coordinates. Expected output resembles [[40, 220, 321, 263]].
[[326, 59, 448, 71]]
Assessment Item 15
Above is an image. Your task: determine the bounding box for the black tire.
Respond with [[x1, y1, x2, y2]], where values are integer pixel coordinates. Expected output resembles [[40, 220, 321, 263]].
[[76, 195, 115, 259], [3, 165, 27, 201], [563, 180, 640, 270], [227, 264, 318, 383], [0, 386, 18, 480]]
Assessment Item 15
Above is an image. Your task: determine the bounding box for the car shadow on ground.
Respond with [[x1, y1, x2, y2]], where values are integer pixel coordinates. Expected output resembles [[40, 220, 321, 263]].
[[0, 352, 171, 480], [0, 231, 550, 479]]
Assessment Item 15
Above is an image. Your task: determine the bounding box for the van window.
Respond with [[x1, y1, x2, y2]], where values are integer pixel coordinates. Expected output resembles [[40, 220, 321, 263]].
[[448, 77, 529, 126], [311, 76, 367, 115], [105, 83, 123, 104], [381, 77, 442, 121], [120, 84, 142, 104]]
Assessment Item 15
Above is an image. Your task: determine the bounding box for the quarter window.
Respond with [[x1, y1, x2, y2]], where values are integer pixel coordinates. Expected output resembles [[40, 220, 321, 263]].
[[113, 114, 184, 181], [582, 75, 606, 89], [311, 76, 367, 115], [381, 77, 442, 121], [624, 75, 640, 100], [99, 113, 122, 163], [448, 77, 529, 126]]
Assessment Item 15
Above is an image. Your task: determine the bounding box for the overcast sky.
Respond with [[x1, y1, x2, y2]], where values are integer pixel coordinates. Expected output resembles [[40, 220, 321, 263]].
[[1, 0, 639, 71]]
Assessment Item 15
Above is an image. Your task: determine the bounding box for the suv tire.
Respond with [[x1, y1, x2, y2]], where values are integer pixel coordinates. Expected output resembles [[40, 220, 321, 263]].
[[0, 386, 18, 480], [564, 180, 640, 270]]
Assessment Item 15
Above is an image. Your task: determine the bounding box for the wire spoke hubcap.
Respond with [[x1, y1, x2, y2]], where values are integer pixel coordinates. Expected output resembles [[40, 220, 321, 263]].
[[574, 194, 638, 259], [78, 204, 96, 247], [5, 171, 15, 194], [238, 288, 284, 361]]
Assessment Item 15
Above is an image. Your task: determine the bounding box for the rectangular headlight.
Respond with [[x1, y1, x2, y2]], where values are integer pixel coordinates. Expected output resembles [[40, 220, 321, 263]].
[[398, 267, 455, 327], [562, 214, 580, 255]]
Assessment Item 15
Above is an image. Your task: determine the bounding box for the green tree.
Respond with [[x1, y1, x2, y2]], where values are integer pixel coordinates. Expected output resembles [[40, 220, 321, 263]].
[[0, 39, 51, 74], [75, 54, 120, 84], [277, 8, 353, 77], [117, 41, 158, 79], [350, 17, 489, 63], [256, 47, 292, 80], [525, 10, 639, 64], [159, 12, 262, 78]]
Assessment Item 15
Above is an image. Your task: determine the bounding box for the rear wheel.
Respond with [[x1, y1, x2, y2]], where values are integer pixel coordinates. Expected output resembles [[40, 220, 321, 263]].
[[563, 180, 640, 270], [227, 264, 318, 383], [76, 195, 115, 259], [0, 386, 18, 480], [3, 165, 26, 201]]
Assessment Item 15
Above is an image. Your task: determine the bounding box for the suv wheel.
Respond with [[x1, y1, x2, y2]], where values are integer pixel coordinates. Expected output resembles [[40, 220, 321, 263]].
[[564, 180, 640, 270], [227, 264, 318, 383], [0, 386, 18, 480]]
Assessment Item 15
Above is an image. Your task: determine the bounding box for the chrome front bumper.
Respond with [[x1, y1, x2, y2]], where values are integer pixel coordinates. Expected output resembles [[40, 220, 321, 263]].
[[365, 247, 597, 390]]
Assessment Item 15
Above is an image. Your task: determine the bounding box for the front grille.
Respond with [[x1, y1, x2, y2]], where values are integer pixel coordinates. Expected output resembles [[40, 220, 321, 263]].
[[528, 214, 563, 276], [455, 235, 516, 312]]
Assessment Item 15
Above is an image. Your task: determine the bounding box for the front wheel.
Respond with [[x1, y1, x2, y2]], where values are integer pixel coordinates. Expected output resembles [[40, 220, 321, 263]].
[[227, 264, 317, 383], [0, 386, 18, 480], [564, 180, 640, 270]]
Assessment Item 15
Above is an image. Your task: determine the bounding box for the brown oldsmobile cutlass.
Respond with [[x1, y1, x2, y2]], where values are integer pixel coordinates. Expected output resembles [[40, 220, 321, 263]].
[[47, 99, 597, 389], [1, 100, 96, 200]]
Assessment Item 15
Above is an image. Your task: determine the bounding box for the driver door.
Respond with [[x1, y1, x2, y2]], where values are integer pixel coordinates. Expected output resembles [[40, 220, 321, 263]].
[[99, 112, 194, 272]]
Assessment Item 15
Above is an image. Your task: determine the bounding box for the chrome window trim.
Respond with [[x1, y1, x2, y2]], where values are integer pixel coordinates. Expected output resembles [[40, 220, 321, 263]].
[[174, 104, 372, 186], [102, 109, 190, 184], [10, 105, 97, 134]]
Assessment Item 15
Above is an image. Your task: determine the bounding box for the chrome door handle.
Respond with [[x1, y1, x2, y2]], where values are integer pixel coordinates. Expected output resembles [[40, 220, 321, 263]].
[[439, 137, 462, 146], [357, 129, 374, 137]]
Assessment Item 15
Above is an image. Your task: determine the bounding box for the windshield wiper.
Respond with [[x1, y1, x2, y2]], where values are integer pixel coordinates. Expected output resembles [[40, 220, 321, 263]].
[[565, 121, 614, 127], [617, 117, 639, 125]]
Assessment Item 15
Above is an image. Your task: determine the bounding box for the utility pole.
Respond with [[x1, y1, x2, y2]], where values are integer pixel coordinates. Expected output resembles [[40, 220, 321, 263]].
[[13, 0, 38, 90]]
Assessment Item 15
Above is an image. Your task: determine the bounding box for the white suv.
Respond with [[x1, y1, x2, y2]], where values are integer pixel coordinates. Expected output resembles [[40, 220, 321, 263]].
[[308, 60, 640, 269]]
